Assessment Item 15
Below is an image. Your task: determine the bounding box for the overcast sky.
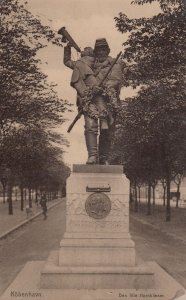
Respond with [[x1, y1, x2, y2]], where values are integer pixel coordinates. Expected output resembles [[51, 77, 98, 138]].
[[27, 0, 161, 166]]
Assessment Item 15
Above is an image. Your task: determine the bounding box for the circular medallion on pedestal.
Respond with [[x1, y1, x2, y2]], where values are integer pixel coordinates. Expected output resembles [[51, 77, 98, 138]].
[[85, 192, 111, 219]]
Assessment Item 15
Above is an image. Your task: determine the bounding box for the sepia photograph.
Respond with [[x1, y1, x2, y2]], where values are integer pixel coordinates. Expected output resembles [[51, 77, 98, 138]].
[[0, 0, 186, 299]]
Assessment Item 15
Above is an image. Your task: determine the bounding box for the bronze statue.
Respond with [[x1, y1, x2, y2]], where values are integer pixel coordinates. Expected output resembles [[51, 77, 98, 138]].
[[62, 30, 123, 165]]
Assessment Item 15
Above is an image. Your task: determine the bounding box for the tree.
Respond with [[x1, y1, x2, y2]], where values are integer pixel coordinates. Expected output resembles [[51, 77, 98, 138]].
[[113, 0, 186, 221], [0, 0, 69, 165], [151, 180, 158, 205], [173, 173, 185, 208], [4, 125, 69, 210], [161, 179, 167, 206], [0, 0, 70, 214]]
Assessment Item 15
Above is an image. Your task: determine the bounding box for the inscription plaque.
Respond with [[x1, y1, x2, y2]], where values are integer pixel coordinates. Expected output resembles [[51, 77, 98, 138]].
[[85, 192, 111, 219], [86, 183, 111, 192]]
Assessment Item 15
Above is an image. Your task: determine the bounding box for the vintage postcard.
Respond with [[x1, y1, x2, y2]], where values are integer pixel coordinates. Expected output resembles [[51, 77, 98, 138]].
[[0, 0, 185, 299]]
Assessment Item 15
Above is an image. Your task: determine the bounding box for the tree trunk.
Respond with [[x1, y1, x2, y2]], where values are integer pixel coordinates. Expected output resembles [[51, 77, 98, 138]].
[[35, 188, 38, 204], [8, 181, 13, 215], [28, 188, 32, 208], [3, 187, 6, 204], [15, 189, 18, 201], [152, 186, 156, 205], [20, 185, 24, 211], [166, 176, 171, 222], [176, 184, 180, 208], [24, 189, 27, 201], [1, 179, 7, 203], [147, 183, 151, 215], [138, 187, 141, 204], [163, 186, 166, 206], [134, 183, 138, 212]]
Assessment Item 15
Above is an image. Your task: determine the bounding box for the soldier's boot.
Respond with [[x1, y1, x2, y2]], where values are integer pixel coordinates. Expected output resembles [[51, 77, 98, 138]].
[[99, 129, 111, 165], [85, 132, 98, 164]]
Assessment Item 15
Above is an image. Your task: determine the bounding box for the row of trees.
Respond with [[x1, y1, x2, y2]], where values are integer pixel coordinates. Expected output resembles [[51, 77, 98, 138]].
[[0, 0, 70, 214], [111, 0, 186, 221]]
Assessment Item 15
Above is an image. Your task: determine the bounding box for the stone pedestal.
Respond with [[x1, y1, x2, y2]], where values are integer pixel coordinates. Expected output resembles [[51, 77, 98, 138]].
[[41, 165, 154, 289]]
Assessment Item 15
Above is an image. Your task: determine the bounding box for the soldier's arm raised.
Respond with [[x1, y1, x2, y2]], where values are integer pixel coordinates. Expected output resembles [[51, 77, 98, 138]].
[[63, 43, 75, 69]]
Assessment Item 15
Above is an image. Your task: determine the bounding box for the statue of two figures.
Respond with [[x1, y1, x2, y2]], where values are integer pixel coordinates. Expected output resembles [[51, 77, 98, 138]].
[[64, 38, 123, 165]]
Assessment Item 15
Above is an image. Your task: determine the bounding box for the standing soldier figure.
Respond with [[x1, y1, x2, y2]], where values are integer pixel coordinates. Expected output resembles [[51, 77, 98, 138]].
[[64, 38, 123, 165], [90, 38, 123, 164]]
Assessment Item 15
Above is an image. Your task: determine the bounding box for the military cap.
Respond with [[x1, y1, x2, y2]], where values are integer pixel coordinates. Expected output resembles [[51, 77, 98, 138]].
[[94, 38, 110, 50]]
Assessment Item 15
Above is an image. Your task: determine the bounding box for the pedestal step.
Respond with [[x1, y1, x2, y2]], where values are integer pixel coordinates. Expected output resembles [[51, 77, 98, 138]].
[[59, 238, 136, 267], [41, 251, 154, 290]]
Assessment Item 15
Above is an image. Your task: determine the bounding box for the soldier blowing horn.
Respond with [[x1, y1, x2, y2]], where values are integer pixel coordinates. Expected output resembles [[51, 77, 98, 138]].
[[58, 27, 81, 53]]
